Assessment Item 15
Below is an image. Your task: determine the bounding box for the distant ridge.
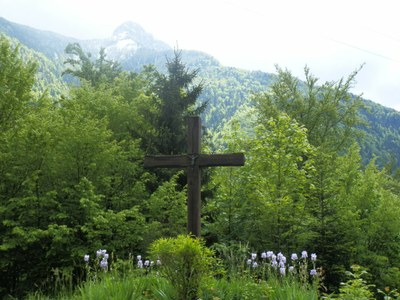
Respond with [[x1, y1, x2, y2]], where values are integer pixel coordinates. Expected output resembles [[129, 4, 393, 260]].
[[0, 17, 170, 61]]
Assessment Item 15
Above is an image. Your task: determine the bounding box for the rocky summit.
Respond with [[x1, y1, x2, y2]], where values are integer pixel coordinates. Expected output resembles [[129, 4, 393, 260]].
[[104, 21, 171, 60]]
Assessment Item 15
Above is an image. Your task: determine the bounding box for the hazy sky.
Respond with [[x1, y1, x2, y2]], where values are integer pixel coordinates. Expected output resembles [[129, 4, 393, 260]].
[[1, 0, 399, 111]]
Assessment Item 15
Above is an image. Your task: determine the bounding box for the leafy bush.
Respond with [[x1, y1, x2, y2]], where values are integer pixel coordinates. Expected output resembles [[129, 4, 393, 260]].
[[324, 265, 375, 300], [337, 265, 375, 300], [149, 235, 217, 300]]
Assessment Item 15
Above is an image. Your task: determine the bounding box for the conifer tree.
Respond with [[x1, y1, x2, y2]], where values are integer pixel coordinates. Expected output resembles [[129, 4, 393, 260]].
[[152, 49, 206, 155]]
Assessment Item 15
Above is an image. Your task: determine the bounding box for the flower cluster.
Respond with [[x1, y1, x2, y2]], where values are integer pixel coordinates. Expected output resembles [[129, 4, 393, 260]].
[[83, 249, 110, 271], [136, 255, 161, 270], [246, 252, 259, 268], [96, 249, 109, 270], [247, 250, 318, 278]]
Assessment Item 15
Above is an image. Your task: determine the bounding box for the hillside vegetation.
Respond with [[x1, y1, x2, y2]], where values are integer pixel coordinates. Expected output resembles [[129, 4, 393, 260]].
[[1, 16, 399, 168], [1, 19, 400, 299]]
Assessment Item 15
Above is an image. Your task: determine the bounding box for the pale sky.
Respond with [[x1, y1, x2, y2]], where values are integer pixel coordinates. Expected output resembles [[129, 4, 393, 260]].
[[1, 0, 399, 111]]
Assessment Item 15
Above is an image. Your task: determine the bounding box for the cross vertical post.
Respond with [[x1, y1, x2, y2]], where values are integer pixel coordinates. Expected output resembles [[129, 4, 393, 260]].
[[187, 116, 201, 236]]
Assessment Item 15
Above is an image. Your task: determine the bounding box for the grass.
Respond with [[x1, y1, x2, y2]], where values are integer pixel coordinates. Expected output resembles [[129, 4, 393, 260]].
[[27, 274, 176, 300], [266, 276, 319, 300], [72, 275, 175, 300], [200, 276, 273, 299], [27, 273, 320, 300]]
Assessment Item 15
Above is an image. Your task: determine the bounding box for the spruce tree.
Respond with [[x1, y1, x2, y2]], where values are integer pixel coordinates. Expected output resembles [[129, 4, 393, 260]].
[[152, 49, 206, 155]]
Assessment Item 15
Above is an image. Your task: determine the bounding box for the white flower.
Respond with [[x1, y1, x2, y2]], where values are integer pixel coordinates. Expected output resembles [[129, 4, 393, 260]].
[[137, 259, 143, 268], [251, 253, 257, 260], [96, 250, 102, 258], [247, 259, 252, 266], [289, 266, 295, 272], [84, 254, 90, 262], [261, 252, 267, 259], [291, 253, 298, 261], [100, 258, 108, 269], [277, 252, 283, 261], [97, 249, 107, 258], [271, 254, 277, 262], [252, 261, 258, 268], [144, 260, 150, 267], [279, 261, 285, 268], [266, 251, 274, 258], [280, 267, 286, 275], [104, 253, 109, 260], [150, 261, 154, 266], [271, 260, 278, 268], [301, 250, 308, 259], [310, 269, 317, 276], [137, 255, 142, 261], [311, 253, 317, 261], [281, 255, 286, 264], [156, 259, 161, 266]]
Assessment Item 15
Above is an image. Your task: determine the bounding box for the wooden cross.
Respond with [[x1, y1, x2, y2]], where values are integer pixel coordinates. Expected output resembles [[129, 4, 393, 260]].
[[143, 116, 245, 237]]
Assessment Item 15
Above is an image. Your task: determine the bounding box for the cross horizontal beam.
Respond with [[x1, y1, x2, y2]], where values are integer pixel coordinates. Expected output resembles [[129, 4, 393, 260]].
[[143, 153, 245, 168], [143, 116, 245, 237]]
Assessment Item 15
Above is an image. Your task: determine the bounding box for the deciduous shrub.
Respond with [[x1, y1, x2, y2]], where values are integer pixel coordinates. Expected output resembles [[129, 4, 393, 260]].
[[149, 235, 217, 300]]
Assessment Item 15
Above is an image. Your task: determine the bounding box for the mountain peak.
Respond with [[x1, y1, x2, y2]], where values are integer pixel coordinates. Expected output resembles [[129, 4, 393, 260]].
[[111, 21, 170, 51], [113, 21, 146, 39]]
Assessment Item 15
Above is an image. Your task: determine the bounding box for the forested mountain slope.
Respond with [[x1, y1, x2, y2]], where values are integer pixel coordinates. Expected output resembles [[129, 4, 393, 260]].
[[360, 100, 400, 168], [1, 16, 399, 167]]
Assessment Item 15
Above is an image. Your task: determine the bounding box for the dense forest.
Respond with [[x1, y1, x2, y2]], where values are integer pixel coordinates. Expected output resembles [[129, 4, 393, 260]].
[[1, 16, 400, 170], [1, 19, 400, 299]]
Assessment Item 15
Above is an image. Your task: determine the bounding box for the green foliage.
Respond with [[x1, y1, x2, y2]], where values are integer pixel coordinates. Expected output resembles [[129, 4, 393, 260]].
[[199, 66, 273, 129], [63, 43, 122, 87], [0, 38, 153, 298], [0, 34, 68, 101], [200, 276, 273, 299], [266, 277, 319, 300], [27, 267, 322, 300], [246, 64, 400, 292], [334, 265, 375, 300], [144, 173, 187, 244], [211, 241, 250, 276], [150, 49, 206, 155], [377, 286, 399, 300], [205, 66, 400, 294], [3, 21, 400, 299], [205, 109, 316, 251], [359, 100, 400, 168], [255, 65, 365, 153], [72, 275, 175, 300], [0, 35, 37, 131], [149, 235, 217, 300], [3, 17, 400, 169]]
